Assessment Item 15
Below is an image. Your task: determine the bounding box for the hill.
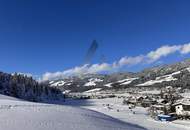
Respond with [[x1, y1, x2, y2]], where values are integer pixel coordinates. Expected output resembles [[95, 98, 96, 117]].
[[47, 59, 190, 93]]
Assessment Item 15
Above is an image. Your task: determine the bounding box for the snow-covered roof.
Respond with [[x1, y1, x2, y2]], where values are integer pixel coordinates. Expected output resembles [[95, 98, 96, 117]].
[[173, 98, 190, 106]]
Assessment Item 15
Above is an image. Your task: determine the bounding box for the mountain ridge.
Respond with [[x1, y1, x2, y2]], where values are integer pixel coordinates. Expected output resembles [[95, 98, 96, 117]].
[[47, 59, 190, 93]]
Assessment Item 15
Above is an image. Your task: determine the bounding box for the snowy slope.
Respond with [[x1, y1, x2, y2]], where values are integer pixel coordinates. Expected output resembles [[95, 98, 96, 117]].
[[50, 80, 66, 87], [65, 98, 190, 130], [84, 88, 102, 93], [104, 83, 114, 88], [84, 78, 103, 86], [104, 78, 138, 87], [0, 94, 145, 130], [136, 71, 180, 86], [47, 59, 190, 92], [119, 78, 138, 85]]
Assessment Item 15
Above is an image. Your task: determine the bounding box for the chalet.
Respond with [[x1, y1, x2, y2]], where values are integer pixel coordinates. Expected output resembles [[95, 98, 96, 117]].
[[141, 98, 157, 107], [173, 98, 190, 119]]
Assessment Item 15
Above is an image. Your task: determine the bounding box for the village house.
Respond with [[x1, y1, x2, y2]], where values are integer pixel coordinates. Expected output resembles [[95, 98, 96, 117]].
[[123, 95, 157, 107], [173, 98, 190, 119]]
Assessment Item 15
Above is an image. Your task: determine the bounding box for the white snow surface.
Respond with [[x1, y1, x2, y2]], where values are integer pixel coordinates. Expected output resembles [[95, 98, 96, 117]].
[[119, 78, 138, 85], [84, 88, 102, 93], [104, 78, 138, 87], [84, 81, 96, 86], [139, 90, 160, 95], [181, 92, 190, 98], [186, 67, 190, 72], [136, 71, 181, 86], [104, 83, 113, 88], [65, 97, 190, 130], [84, 78, 103, 86], [49, 81, 54, 84], [50, 80, 66, 87], [0, 94, 146, 130]]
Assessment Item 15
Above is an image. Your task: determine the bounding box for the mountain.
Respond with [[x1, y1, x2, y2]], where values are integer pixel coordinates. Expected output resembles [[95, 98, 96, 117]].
[[47, 59, 190, 93], [0, 72, 63, 101]]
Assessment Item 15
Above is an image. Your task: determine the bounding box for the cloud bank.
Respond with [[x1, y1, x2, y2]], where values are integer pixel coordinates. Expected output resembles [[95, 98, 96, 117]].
[[147, 45, 181, 62], [42, 63, 112, 81], [42, 42, 190, 81]]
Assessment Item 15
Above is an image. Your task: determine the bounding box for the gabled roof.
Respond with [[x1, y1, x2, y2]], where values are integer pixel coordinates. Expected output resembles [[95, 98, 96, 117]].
[[173, 98, 190, 106]]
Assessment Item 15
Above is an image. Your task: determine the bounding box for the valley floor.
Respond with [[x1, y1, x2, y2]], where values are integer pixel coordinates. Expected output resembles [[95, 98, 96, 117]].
[[1, 93, 190, 130], [64, 97, 190, 130]]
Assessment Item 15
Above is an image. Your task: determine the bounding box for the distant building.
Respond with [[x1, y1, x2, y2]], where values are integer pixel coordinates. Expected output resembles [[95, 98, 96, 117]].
[[160, 86, 182, 102], [173, 98, 190, 118]]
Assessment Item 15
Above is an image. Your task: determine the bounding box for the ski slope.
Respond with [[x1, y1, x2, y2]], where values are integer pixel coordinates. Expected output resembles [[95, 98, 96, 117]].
[[136, 71, 180, 86], [0, 94, 146, 130]]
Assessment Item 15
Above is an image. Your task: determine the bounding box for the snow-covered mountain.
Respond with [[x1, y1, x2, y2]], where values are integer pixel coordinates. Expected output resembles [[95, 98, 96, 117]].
[[48, 59, 190, 93]]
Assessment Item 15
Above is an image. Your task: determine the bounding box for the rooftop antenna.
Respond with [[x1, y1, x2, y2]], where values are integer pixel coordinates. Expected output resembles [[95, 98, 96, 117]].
[[84, 40, 98, 65]]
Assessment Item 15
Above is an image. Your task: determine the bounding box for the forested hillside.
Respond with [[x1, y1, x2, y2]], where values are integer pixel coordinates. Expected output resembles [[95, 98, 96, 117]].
[[0, 72, 63, 101]]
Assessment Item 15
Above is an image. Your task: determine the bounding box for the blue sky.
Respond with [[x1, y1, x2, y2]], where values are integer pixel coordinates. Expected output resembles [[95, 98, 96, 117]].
[[1, 0, 190, 79]]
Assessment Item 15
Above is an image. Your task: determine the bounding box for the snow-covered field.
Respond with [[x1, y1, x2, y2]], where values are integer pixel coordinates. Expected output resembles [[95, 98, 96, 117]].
[[64, 97, 190, 130], [0, 94, 147, 130], [1, 92, 189, 130]]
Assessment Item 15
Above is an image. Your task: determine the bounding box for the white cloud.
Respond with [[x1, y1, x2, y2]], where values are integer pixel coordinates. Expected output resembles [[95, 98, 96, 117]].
[[147, 45, 181, 62], [117, 55, 145, 66], [87, 63, 112, 73], [180, 43, 190, 54], [42, 63, 112, 81], [42, 42, 190, 81]]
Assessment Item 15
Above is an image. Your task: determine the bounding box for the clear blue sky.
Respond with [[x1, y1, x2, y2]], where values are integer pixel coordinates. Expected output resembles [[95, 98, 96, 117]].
[[1, 0, 190, 76]]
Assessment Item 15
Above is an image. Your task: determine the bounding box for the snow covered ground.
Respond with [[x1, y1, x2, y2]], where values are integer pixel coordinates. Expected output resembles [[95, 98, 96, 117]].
[[84, 88, 102, 93], [104, 78, 138, 88], [136, 71, 180, 86], [0, 94, 147, 130], [84, 78, 103, 86], [180, 92, 190, 98], [1, 92, 189, 130], [64, 97, 190, 130], [50, 80, 66, 87], [104, 82, 113, 88], [139, 90, 160, 95], [119, 78, 139, 85]]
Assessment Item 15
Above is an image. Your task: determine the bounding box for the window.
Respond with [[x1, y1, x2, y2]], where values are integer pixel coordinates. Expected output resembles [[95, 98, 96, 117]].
[[183, 105, 190, 111]]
